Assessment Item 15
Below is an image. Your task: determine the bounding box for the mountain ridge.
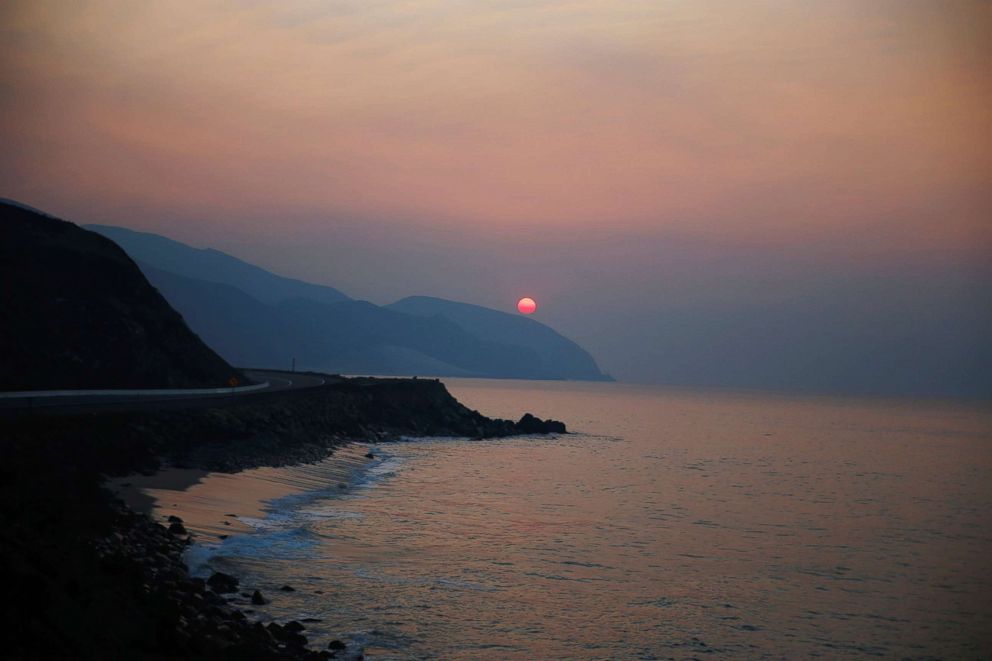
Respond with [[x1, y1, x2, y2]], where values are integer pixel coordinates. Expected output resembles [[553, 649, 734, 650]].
[[388, 295, 611, 381], [86, 224, 610, 381], [138, 264, 574, 379], [86, 224, 351, 306]]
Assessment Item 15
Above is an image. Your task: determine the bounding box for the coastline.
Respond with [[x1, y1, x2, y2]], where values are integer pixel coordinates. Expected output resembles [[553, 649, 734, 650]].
[[110, 443, 375, 539], [109, 444, 379, 656], [0, 373, 566, 659]]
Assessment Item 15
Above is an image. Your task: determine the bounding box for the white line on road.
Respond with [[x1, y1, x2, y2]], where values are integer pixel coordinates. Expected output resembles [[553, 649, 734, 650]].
[[0, 382, 271, 399]]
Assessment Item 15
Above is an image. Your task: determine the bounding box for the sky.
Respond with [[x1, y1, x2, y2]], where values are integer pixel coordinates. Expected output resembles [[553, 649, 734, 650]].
[[1, 1, 990, 395]]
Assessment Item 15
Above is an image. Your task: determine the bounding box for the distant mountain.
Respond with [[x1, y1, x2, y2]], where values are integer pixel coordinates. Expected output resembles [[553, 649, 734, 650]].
[[86, 224, 350, 306], [388, 296, 611, 381], [0, 201, 242, 390], [139, 265, 550, 378], [86, 224, 610, 381]]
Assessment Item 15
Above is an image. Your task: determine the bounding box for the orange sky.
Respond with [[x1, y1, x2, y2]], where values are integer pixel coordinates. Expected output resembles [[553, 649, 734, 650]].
[[1, 1, 989, 257], [1, 1, 990, 390]]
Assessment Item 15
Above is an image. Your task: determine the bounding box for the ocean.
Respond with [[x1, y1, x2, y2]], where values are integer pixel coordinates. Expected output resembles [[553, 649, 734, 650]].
[[133, 379, 992, 659]]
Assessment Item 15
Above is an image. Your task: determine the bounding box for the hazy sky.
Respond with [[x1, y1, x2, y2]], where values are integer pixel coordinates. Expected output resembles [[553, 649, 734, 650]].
[[1, 1, 989, 394]]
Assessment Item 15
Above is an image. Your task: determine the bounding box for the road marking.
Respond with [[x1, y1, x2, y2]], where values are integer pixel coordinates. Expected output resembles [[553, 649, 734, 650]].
[[0, 382, 271, 399], [1, 370, 327, 403]]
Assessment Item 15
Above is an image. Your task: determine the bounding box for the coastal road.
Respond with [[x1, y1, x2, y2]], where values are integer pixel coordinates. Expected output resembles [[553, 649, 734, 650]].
[[242, 369, 330, 393], [0, 369, 336, 416]]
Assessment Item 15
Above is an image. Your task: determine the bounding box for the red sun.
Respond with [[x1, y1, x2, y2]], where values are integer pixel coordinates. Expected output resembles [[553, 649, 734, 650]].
[[517, 297, 537, 314]]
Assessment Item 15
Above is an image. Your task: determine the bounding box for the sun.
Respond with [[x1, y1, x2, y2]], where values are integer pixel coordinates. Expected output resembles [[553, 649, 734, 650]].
[[517, 297, 537, 314]]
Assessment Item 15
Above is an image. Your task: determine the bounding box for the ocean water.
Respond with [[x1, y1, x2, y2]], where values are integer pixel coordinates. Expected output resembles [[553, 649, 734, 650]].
[[165, 380, 991, 659]]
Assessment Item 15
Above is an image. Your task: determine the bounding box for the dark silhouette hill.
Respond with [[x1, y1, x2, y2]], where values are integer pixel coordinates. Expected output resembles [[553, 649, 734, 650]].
[[84, 223, 610, 380], [87, 224, 350, 306], [0, 201, 242, 391], [387, 296, 610, 381]]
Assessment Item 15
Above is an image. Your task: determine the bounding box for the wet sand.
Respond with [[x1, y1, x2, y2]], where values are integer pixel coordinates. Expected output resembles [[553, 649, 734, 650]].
[[110, 443, 374, 540]]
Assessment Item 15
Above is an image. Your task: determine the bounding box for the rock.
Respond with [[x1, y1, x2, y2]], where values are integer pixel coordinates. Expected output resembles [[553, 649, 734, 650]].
[[279, 584, 296, 592], [328, 639, 347, 650], [514, 413, 567, 434], [284, 620, 306, 633], [167, 515, 184, 524], [167, 522, 188, 535], [251, 589, 268, 605], [364, 452, 375, 459], [268, 622, 306, 647], [206, 571, 239, 594], [203, 590, 227, 605]]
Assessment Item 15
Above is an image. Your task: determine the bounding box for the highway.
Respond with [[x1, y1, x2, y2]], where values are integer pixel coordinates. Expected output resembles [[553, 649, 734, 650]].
[[242, 369, 329, 392], [0, 369, 335, 416]]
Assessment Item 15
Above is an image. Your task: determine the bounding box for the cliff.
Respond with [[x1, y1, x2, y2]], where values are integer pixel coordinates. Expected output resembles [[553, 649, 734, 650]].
[[0, 201, 241, 391]]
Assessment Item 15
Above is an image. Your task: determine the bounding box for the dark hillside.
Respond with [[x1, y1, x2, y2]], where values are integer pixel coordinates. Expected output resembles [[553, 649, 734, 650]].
[[0, 201, 242, 391]]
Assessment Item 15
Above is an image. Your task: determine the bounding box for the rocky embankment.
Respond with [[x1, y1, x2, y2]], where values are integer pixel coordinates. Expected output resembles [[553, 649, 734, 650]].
[[0, 375, 565, 659]]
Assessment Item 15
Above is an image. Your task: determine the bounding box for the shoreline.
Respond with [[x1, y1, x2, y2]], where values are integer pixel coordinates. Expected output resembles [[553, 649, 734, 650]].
[[110, 443, 375, 540], [0, 372, 567, 659], [108, 444, 379, 657]]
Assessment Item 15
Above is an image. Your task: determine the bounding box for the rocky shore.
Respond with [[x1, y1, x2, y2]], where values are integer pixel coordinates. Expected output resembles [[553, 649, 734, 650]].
[[0, 375, 565, 659]]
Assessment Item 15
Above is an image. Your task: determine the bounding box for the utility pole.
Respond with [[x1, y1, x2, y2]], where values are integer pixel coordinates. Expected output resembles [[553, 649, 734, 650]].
[[291, 357, 296, 373]]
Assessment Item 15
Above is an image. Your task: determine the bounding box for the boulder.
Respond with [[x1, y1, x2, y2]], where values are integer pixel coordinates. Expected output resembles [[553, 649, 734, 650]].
[[206, 571, 239, 594], [514, 413, 567, 434], [167, 522, 188, 536]]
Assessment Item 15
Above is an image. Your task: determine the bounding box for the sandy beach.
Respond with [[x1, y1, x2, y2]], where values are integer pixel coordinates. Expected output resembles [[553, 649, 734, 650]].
[[110, 444, 375, 540]]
